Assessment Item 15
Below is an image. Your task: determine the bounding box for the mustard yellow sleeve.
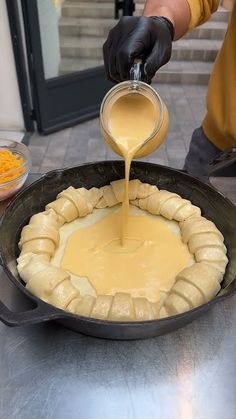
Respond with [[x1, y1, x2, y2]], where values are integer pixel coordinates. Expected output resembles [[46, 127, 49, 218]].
[[186, 0, 219, 29]]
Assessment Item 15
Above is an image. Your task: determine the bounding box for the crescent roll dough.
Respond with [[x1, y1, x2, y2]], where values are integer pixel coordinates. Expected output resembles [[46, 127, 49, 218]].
[[46, 186, 102, 225], [180, 216, 224, 243], [66, 293, 160, 321], [17, 253, 49, 278], [133, 297, 156, 321], [164, 262, 221, 315], [17, 180, 228, 322], [30, 209, 58, 228], [90, 295, 114, 320], [108, 293, 136, 321], [18, 210, 60, 259], [95, 179, 157, 208], [48, 278, 79, 309], [70, 295, 96, 317], [19, 239, 55, 259], [195, 248, 228, 273], [17, 253, 80, 309], [179, 216, 228, 273], [19, 225, 59, 247], [188, 233, 225, 253], [132, 190, 201, 221]]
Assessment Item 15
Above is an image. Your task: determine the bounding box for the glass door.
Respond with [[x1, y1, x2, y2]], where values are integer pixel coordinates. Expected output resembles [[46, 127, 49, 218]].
[[21, 0, 134, 134]]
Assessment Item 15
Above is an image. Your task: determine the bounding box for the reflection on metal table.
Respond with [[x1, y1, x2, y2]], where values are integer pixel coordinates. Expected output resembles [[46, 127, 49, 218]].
[[0, 173, 235, 419]]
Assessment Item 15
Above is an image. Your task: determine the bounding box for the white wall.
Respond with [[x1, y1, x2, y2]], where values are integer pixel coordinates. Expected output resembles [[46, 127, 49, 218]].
[[0, 0, 24, 131]]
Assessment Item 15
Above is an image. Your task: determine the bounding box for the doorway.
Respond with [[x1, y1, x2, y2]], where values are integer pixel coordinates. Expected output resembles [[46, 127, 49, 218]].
[[18, 0, 135, 134]]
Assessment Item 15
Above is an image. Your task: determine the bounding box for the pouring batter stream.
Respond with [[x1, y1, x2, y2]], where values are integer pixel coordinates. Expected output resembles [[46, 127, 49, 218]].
[[108, 92, 158, 245]]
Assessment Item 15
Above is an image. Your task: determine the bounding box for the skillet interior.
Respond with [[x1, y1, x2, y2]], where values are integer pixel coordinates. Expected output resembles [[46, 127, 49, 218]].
[[0, 161, 235, 339]]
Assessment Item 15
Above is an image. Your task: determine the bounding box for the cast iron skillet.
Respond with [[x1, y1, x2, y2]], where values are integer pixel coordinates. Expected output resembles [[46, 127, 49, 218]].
[[0, 160, 235, 340]]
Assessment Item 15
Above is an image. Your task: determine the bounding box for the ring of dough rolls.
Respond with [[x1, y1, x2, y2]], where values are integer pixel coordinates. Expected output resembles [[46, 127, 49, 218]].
[[17, 179, 228, 321]]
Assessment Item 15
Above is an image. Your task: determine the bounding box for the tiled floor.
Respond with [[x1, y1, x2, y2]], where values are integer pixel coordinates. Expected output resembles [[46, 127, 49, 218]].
[[28, 84, 207, 173]]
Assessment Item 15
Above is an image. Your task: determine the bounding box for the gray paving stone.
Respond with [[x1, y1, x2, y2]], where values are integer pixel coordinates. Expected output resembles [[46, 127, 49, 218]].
[[87, 137, 107, 160], [105, 148, 122, 161], [68, 124, 90, 146], [31, 165, 41, 173], [28, 145, 48, 167]]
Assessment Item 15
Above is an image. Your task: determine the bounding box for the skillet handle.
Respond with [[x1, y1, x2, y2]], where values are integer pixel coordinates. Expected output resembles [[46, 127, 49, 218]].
[[0, 299, 66, 327], [206, 147, 236, 177]]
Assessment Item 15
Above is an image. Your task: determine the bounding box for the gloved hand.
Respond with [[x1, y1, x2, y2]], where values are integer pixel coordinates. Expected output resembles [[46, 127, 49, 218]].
[[103, 16, 174, 84]]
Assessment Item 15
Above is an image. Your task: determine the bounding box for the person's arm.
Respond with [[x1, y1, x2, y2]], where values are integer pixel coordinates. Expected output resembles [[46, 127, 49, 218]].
[[103, 0, 220, 83], [143, 0, 191, 40], [143, 0, 220, 36]]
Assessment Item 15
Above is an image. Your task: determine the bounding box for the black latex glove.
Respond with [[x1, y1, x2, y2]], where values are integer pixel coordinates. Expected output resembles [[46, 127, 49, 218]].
[[103, 16, 174, 84]]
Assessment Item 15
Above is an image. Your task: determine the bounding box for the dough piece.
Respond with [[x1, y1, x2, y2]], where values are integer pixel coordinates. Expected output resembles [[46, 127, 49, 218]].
[[164, 293, 190, 316], [30, 209, 58, 229], [108, 293, 135, 321], [67, 297, 82, 313], [46, 186, 100, 225], [58, 187, 93, 217], [48, 278, 79, 309], [170, 279, 204, 308], [180, 216, 224, 243], [46, 198, 69, 225], [19, 238, 55, 259], [138, 182, 158, 199], [133, 297, 155, 321], [164, 262, 221, 316], [137, 191, 161, 214], [137, 190, 177, 214], [19, 225, 59, 248], [134, 190, 201, 221], [96, 185, 117, 208], [173, 201, 201, 221], [27, 268, 70, 303], [150, 302, 160, 320], [78, 186, 102, 207], [17, 253, 49, 278], [18, 255, 50, 284], [95, 179, 157, 208], [18, 210, 60, 259], [49, 187, 91, 221], [159, 307, 169, 319], [90, 295, 114, 320], [72, 295, 96, 317], [160, 196, 188, 220], [111, 179, 156, 202], [18, 252, 78, 308], [58, 187, 89, 217], [180, 216, 228, 273], [195, 247, 228, 273], [68, 295, 160, 321], [178, 261, 223, 285], [188, 233, 225, 253]]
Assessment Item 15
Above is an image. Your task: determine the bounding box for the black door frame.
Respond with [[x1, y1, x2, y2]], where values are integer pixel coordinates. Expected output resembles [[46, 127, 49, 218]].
[[6, 0, 34, 132]]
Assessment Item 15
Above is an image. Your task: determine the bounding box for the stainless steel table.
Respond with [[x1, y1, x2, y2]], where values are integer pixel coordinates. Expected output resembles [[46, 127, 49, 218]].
[[0, 174, 235, 419]]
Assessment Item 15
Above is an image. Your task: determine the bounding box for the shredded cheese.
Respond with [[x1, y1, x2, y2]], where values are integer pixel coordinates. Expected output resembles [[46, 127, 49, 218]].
[[0, 149, 25, 184]]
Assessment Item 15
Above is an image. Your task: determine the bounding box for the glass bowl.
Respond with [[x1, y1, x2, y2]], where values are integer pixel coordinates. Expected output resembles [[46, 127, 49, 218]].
[[0, 139, 31, 201]]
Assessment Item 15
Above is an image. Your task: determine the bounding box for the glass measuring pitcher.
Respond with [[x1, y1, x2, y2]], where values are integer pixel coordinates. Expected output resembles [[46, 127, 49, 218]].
[[100, 63, 169, 159]]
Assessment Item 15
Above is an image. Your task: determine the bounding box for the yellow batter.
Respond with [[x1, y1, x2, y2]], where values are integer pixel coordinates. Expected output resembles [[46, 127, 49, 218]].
[[108, 93, 158, 244], [55, 207, 193, 304]]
